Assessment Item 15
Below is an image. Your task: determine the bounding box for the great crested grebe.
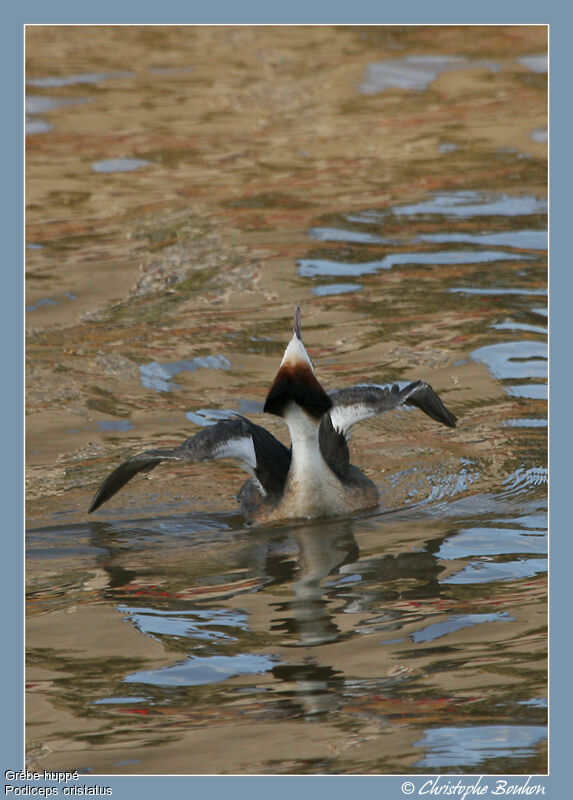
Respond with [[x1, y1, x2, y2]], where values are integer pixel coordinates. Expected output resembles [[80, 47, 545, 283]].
[[88, 307, 457, 524]]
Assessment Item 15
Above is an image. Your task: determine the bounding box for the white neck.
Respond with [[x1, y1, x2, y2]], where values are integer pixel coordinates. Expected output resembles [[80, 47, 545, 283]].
[[280, 403, 346, 517], [283, 403, 321, 475]]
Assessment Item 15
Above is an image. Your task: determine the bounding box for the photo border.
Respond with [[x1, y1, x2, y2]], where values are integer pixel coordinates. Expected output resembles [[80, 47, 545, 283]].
[[11, 3, 564, 798]]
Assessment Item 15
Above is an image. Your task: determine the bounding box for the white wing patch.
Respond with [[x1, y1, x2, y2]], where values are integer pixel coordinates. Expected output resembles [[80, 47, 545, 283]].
[[329, 403, 374, 438], [212, 435, 257, 474], [328, 384, 406, 438]]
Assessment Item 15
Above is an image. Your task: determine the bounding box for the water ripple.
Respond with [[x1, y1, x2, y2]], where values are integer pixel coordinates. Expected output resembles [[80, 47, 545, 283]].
[[414, 725, 547, 768]]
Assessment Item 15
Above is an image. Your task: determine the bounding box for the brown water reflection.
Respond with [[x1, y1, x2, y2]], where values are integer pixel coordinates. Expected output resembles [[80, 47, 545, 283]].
[[26, 25, 547, 775]]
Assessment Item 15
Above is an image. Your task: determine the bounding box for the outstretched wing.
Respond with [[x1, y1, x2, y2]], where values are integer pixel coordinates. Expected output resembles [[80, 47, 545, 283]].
[[328, 380, 457, 438], [88, 415, 291, 513]]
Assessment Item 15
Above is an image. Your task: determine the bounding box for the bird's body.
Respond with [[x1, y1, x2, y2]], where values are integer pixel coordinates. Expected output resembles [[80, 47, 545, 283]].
[[89, 307, 457, 524], [254, 404, 379, 524]]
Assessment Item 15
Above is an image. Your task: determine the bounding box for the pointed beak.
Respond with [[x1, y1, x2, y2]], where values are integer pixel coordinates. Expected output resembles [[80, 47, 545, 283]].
[[281, 306, 311, 369], [293, 305, 302, 340]]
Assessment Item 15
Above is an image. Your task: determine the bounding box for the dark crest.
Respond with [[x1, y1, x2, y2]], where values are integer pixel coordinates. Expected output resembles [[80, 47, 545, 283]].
[[264, 364, 332, 420]]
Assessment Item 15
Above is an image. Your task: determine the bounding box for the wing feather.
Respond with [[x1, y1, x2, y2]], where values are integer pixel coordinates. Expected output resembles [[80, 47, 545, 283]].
[[88, 415, 291, 513], [329, 381, 457, 438]]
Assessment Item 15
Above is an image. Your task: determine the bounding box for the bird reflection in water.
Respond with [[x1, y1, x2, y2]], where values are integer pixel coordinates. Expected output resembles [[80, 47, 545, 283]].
[[268, 520, 358, 717]]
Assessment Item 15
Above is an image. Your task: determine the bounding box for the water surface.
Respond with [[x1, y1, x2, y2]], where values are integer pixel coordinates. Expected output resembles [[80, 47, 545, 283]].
[[26, 25, 547, 776]]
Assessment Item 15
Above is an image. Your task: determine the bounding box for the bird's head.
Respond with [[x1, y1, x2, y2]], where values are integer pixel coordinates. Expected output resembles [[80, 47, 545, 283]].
[[263, 306, 332, 420]]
